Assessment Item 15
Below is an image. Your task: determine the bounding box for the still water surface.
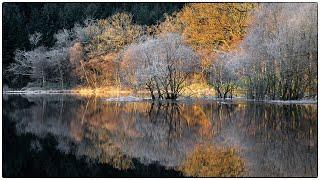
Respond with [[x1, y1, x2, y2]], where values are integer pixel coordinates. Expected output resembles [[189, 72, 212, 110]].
[[3, 94, 317, 177]]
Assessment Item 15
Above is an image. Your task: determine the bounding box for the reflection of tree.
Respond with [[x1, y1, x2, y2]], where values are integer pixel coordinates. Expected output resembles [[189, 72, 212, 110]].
[[179, 144, 245, 177], [205, 102, 317, 177], [10, 96, 215, 171], [11, 95, 134, 170], [104, 101, 214, 167], [146, 102, 213, 145], [8, 95, 317, 177]]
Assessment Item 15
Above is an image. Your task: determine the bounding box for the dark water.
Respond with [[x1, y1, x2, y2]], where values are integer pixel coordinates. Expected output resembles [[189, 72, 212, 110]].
[[3, 94, 318, 177]]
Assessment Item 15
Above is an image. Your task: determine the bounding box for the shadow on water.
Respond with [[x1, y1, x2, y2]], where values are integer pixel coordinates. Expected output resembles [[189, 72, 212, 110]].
[[2, 94, 317, 177]]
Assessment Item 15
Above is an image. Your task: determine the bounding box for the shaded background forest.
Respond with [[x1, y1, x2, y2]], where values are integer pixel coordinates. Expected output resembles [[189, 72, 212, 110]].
[[3, 2, 185, 88]]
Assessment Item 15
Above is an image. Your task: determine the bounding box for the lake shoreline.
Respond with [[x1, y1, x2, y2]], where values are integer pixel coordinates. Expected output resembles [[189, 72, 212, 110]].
[[3, 90, 317, 105]]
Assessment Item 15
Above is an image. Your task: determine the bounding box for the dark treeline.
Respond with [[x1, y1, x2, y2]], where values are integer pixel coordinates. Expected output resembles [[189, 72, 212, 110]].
[[3, 2, 184, 87]]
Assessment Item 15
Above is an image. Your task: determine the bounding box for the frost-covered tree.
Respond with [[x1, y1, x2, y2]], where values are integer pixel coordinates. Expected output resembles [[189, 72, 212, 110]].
[[8, 29, 73, 88], [208, 53, 238, 99], [229, 3, 317, 100], [121, 33, 200, 99], [8, 47, 69, 88]]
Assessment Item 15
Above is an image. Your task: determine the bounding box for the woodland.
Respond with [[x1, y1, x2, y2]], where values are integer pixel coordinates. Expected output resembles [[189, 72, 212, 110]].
[[3, 3, 318, 100]]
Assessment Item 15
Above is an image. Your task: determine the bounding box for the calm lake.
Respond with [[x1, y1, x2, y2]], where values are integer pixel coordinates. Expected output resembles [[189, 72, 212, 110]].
[[3, 94, 317, 177]]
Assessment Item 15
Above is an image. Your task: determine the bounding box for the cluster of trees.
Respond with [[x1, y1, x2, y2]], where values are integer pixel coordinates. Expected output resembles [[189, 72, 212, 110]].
[[8, 13, 157, 89], [8, 29, 74, 88], [3, 3, 184, 87], [5, 3, 317, 100], [216, 3, 317, 100], [156, 3, 255, 78]]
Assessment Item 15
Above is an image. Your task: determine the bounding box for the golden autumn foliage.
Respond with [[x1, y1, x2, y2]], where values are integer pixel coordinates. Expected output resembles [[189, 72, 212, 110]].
[[71, 44, 120, 88], [156, 12, 184, 35], [67, 4, 257, 95], [86, 13, 143, 56], [9, 4, 264, 96], [157, 3, 255, 51], [179, 3, 254, 52], [156, 3, 255, 73], [82, 52, 118, 87], [179, 144, 245, 177]]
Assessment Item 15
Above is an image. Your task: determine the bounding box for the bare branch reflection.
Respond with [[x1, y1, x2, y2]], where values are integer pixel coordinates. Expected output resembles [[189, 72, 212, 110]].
[[7, 95, 317, 177]]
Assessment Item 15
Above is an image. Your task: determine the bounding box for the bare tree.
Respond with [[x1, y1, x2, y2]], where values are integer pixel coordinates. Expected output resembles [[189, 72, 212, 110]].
[[120, 33, 200, 100], [228, 3, 317, 100], [208, 53, 238, 99], [8, 30, 72, 88]]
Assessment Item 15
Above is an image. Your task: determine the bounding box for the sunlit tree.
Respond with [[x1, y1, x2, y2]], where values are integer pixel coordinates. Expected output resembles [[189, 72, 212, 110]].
[[121, 33, 200, 99]]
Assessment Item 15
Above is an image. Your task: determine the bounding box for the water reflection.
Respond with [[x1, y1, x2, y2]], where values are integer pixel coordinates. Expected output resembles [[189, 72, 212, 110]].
[[180, 144, 245, 177], [3, 94, 317, 177]]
